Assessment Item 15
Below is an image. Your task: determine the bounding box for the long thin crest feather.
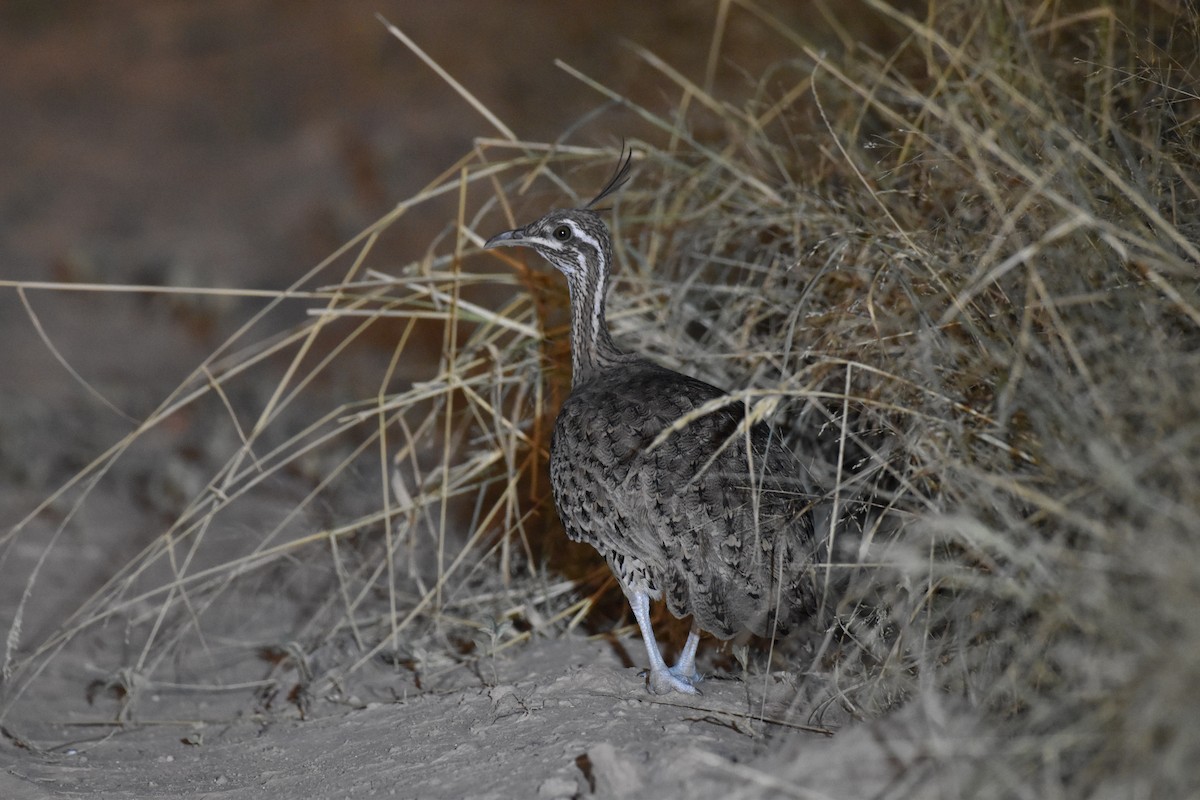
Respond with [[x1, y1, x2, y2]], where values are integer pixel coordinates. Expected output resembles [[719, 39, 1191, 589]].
[[585, 142, 633, 210]]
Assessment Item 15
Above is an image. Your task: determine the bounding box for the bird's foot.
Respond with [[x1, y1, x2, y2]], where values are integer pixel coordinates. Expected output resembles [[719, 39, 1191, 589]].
[[669, 663, 703, 686], [627, 591, 702, 695], [643, 665, 701, 695]]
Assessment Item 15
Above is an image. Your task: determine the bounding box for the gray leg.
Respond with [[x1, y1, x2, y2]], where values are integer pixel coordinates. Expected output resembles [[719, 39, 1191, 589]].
[[669, 629, 703, 685], [629, 591, 699, 695]]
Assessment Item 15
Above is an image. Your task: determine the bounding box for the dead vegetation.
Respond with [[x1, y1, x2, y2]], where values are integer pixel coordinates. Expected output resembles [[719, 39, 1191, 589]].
[[3, 1, 1199, 796]]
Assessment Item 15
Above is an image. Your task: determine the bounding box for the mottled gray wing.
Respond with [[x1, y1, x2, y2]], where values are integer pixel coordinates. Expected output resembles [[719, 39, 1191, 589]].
[[551, 361, 820, 639]]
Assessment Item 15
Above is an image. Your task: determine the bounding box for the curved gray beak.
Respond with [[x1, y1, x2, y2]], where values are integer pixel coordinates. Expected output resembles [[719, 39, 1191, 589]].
[[484, 228, 524, 249]]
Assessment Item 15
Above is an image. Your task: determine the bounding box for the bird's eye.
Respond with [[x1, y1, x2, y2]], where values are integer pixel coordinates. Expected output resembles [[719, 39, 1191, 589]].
[[552, 225, 573, 242]]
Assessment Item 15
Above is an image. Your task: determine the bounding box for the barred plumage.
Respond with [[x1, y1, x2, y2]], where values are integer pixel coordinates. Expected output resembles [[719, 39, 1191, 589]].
[[485, 155, 822, 694]]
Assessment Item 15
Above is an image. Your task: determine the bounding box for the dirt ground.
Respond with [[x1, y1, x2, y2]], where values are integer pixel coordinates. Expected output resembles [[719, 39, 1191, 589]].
[[0, 3, 920, 798], [1, 636, 889, 799]]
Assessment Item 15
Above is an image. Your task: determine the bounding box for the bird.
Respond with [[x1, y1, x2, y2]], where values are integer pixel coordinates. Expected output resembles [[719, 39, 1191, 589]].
[[485, 150, 822, 694]]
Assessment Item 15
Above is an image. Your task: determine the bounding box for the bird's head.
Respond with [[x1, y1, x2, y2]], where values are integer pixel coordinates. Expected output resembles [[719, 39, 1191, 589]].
[[484, 209, 610, 281], [484, 147, 633, 281]]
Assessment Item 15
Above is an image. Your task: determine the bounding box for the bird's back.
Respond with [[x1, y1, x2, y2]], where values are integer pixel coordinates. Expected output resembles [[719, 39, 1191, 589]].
[[550, 357, 821, 639]]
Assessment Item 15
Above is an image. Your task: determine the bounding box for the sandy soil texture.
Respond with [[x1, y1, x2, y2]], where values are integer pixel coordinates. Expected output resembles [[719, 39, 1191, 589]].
[[2, 637, 885, 799]]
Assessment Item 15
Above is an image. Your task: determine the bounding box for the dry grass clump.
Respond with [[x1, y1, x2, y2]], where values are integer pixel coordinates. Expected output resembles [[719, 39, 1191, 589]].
[[683, 1, 1199, 795], [2, 0, 1198, 796]]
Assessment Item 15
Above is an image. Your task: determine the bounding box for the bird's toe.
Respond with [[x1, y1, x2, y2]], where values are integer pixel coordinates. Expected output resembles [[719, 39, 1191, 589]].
[[647, 666, 700, 695], [669, 665, 704, 685]]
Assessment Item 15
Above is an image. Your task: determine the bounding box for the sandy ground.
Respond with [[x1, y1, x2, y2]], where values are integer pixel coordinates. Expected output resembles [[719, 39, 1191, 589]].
[[2, 637, 881, 799], [0, 3, 909, 798]]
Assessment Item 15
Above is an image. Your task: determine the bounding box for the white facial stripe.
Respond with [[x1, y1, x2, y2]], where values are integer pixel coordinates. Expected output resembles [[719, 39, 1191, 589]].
[[540, 220, 601, 266], [590, 254, 605, 342], [571, 223, 601, 256]]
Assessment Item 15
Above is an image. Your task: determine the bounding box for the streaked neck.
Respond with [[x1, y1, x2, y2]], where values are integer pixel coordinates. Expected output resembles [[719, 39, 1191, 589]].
[[565, 254, 625, 383]]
